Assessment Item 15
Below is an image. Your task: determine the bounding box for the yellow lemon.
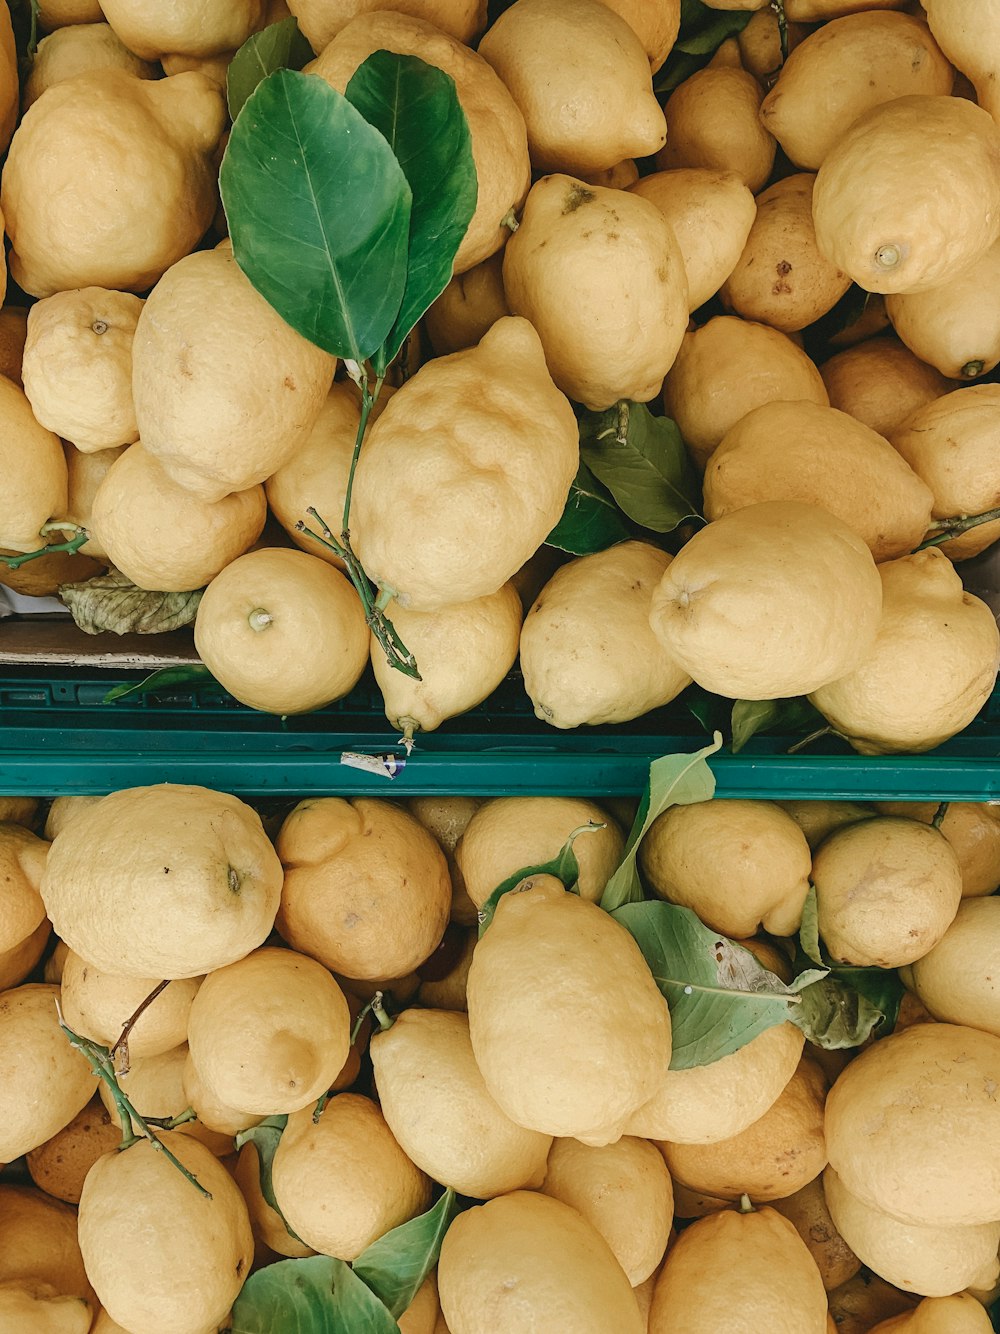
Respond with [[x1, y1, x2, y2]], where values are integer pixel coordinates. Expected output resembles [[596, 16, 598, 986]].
[[25, 1099, 120, 1205], [0, 823, 47, 954], [423, 252, 510, 357], [0, 373, 67, 553], [658, 65, 776, 192], [869, 1294, 995, 1332], [819, 335, 956, 440], [770, 1175, 861, 1291], [23, 22, 157, 108], [886, 237, 1000, 380], [99, 0, 266, 59], [60, 951, 200, 1059], [902, 898, 1000, 1036]]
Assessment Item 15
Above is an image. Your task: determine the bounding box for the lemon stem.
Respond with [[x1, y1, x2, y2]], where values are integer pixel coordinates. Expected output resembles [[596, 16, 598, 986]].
[[1, 523, 89, 569], [786, 725, 836, 755], [931, 801, 949, 830], [109, 979, 171, 1077], [915, 505, 1000, 551], [771, 1, 787, 59], [739, 1193, 755, 1214], [247, 608, 273, 632]]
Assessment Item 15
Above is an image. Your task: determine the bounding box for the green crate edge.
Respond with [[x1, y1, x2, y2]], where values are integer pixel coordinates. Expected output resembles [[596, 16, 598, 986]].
[[1, 668, 998, 799]]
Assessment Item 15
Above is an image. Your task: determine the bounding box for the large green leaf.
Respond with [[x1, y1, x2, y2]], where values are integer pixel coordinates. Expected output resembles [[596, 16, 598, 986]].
[[227, 17, 314, 121], [579, 402, 702, 534], [103, 664, 217, 704], [353, 1190, 459, 1318], [477, 823, 604, 936], [229, 1256, 398, 1334], [730, 697, 826, 754], [346, 51, 477, 375], [59, 569, 202, 635], [613, 901, 825, 1068], [599, 734, 723, 912], [220, 69, 412, 362], [546, 461, 632, 555]]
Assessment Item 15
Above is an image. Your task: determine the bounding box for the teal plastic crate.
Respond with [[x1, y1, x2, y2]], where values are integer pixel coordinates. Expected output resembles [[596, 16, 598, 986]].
[[0, 666, 998, 799]]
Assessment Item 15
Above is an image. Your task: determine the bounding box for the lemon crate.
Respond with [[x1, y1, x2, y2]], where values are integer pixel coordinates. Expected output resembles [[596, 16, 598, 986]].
[[1, 666, 999, 800]]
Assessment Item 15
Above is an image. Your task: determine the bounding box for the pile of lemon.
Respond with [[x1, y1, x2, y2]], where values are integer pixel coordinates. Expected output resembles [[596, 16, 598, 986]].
[[1, 785, 1000, 1331], [0, 0, 998, 752]]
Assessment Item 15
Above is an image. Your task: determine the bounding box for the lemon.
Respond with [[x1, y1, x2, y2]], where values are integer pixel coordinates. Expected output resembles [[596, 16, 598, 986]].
[[770, 1175, 860, 1291], [373, 584, 522, 736], [0, 3, 16, 153], [21, 289, 141, 454], [819, 335, 956, 441], [760, 12, 953, 171], [639, 798, 811, 937], [78, 1133, 253, 1334], [232, 1142, 315, 1261], [95, 1042, 189, 1131], [502, 176, 688, 411], [60, 443, 123, 561], [923, 0, 1000, 120], [662, 315, 829, 471], [541, 1135, 674, 1286], [521, 541, 693, 729], [825, 1021, 1000, 1227], [438, 1190, 643, 1334], [132, 246, 335, 502], [0, 823, 47, 955], [41, 784, 283, 980], [603, 0, 680, 71], [271, 1093, 431, 1260], [809, 549, 1000, 754], [0, 1283, 92, 1333], [370, 1007, 552, 1199], [658, 66, 776, 192], [657, 1057, 829, 1203], [423, 252, 510, 357], [408, 795, 482, 927], [277, 797, 451, 981], [310, 10, 529, 272], [647, 1206, 828, 1332], [812, 816, 963, 967], [886, 237, 1000, 380], [478, 0, 665, 174], [649, 500, 883, 700], [289, 0, 487, 50], [417, 928, 476, 1011], [0, 373, 67, 553], [60, 951, 200, 1059], [828, 1274, 919, 1334], [868, 1293, 995, 1332], [703, 399, 934, 562], [99, 0, 266, 59], [777, 800, 875, 850], [194, 548, 369, 714], [0, 984, 98, 1163], [890, 385, 1000, 560], [902, 898, 1000, 1036], [1, 70, 226, 297], [812, 96, 1000, 294], [181, 1049, 260, 1137], [25, 1099, 119, 1205], [0, 921, 51, 993], [454, 796, 624, 907], [466, 876, 672, 1144], [629, 168, 756, 312], [824, 1165, 1000, 1297], [23, 23, 157, 107], [186, 945, 351, 1115], [0, 1184, 95, 1308], [352, 318, 578, 611]]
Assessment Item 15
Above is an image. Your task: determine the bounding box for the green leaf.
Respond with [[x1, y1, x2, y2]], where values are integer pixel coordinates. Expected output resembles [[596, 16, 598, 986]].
[[654, 1, 753, 94], [579, 402, 702, 535], [229, 1256, 398, 1334], [234, 1115, 306, 1245], [59, 570, 202, 636], [9, 0, 40, 72], [227, 17, 314, 121], [599, 734, 723, 912], [102, 664, 217, 704], [545, 461, 632, 555], [354, 1189, 459, 1318], [799, 886, 823, 967], [613, 901, 826, 1069], [477, 822, 605, 936], [989, 1295, 1000, 1331], [731, 698, 826, 754], [346, 51, 477, 375], [682, 685, 730, 736], [789, 973, 894, 1050], [220, 68, 412, 362]]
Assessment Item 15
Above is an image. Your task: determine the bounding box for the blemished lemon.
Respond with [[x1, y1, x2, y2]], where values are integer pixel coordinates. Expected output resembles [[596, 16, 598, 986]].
[[271, 1093, 432, 1260], [40, 784, 283, 980], [370, 1007, 553, 1199], [647, 1206, 828, 1333], [77, 1134, 253, 1334], [777, 799, 875, 849], [466, 876, 671, 1145], [25, 1099, 120, 1205], [648, 501, 883, 700], [770, 1175, 861, 1291], [438, 1191, 644, 1334], [639, 798, 812, 938], [825, 1022, 1000, 1227], [876, 802, 1000, 898], [194, 548, 369, 715]]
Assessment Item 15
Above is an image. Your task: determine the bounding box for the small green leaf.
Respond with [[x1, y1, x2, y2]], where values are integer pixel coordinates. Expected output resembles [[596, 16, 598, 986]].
[[227, 17, 314, 121], [220, 69, 412, 362], [545, 461, 633, 555], [654, 1, 754, 93], [799, 886, 823, 967], [579, 402, 702, 534], [789, 973, 893, 1050], [229, 1255, 398, 1334], [613, 901, 826, 1068], [682, 685, 730, 736], [599, 734, 723, 912], [477, 822, 605, 936], [988, 1295, 1000, 1331], [59, 570, 202, 635], [102, 664, 217, 704], [234, 1116, 301, 1241], [353, 1189, 459, 1318], [731, 698, 826, 753], [346, 51, 477, 375]]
